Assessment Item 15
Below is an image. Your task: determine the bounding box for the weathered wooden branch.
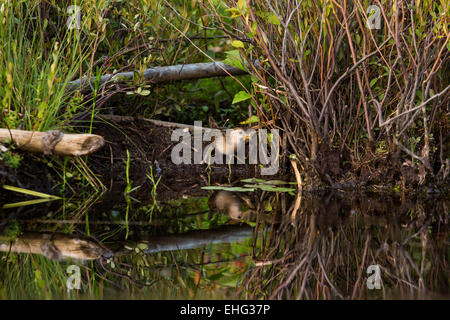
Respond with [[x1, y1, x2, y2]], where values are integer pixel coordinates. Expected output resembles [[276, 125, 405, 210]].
[[96, 114, 209, 131], [0, 129, 104, 156], [68, 62, 248, 90]]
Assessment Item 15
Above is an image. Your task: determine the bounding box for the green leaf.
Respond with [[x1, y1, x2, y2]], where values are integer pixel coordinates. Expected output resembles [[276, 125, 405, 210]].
[[262, 200, 273, 212], [226, 7, 242, 18], [137, 243, 149, 251], [222, 50, 246, 71], [255, 11, 280, 26], [237, 0, 247, 12], [208, 272, 225, 281], [231, 40, 245, 48], [216, 274, 239, 287], [240, 115, 259, 124], [34, 270, 45, 289], [232, 91, 252, 104], [369, 78, 378, 88], [267, 13, 280, 26]]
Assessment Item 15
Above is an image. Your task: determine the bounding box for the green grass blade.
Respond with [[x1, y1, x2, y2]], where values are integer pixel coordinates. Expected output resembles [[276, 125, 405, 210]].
[[2, 198, 59, 209], [2, 185, 61, 199]]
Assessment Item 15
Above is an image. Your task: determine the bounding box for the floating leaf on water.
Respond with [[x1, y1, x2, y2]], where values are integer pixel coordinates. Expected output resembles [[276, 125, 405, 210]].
[[264, 180, 290, 185], [201, 186, 255, 192], [240, 178, 295, 185], [206, 179, 297, 193], [270, 187, 296, 192], [240, 178, 266, 184], [243, 184, 271, 190], [243, 184, 295, 192]]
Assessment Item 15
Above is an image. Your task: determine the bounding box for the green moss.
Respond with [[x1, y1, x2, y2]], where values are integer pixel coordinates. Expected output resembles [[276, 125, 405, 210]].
[[0, 151, 22, 169], [1, 221, 21, 240]]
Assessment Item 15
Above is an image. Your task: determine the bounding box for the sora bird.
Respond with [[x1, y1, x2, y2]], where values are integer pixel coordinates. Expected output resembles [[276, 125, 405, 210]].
[[216, 128, 249, 156], [204, 128, 251, 165]]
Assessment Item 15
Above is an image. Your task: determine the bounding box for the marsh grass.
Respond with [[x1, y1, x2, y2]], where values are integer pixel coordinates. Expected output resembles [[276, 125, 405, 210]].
[[0, 0, 89, 132]]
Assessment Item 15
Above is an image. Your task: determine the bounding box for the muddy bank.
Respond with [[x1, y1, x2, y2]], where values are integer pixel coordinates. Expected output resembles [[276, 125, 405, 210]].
[[90, 117, 449, 194], [1, 117, 448, 198], [88, 117, 263, 200]]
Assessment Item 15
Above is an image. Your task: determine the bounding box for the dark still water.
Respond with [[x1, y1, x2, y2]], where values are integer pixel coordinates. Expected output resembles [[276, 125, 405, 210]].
[[0, 187, 448, 300]]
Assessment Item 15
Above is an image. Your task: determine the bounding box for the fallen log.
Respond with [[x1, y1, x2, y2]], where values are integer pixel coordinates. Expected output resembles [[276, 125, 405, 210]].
[[0, 232, 105, 261], [67, 61, 248, 90], [96, 114, 206, 131], [0, 129, 104, 157]]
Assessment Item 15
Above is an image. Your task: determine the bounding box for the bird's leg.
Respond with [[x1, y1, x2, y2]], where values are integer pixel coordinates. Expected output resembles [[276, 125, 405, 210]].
[[203, 144, 216, 181], [206, 151, 212, 176]]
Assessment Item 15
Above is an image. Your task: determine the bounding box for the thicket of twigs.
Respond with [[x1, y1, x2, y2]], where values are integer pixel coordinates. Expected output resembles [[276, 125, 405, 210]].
[[204, 0, 449, 186]]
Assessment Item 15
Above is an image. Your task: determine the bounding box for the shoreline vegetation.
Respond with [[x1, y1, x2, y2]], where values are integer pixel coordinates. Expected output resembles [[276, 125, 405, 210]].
[[0, 0, 449, 194], [0, 1, 448, 301]]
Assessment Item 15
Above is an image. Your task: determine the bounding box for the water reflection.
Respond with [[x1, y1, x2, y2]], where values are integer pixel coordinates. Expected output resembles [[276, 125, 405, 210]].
[[208, 191, 250, 220], [0, 189, 448, 299], [0, 233, 104, 261], [248, 192, 449, 300]]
